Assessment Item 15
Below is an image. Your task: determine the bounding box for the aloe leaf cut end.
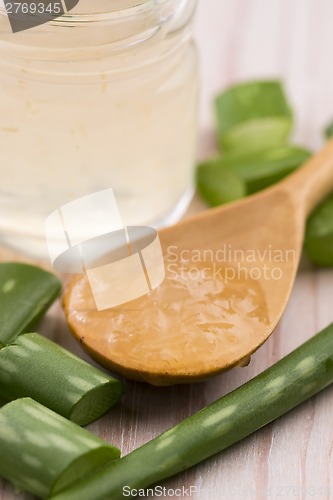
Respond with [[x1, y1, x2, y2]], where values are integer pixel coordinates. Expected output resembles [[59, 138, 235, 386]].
[[0, 332, 126, 426], [196, 160, 246, 206], [215, 80, 293, 153], [0, 398, 120, 499]]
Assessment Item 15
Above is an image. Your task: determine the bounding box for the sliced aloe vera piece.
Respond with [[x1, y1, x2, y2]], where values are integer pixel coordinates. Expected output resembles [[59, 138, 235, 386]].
[[0, 332, 125, 426], [225, 145, 311, 194], [305, 193, 333, 266], [325, 120, 333, 139], [196, 161, 246, 206], [196, 146, 310, 205], [0, 398, 120, 498], [0, 263, 61, 347], [215, 81, 293, 153]]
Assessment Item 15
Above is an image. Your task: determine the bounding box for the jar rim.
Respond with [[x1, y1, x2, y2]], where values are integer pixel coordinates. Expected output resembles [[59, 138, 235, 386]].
[[0, 0, 196, 67], [53, 0, 168, 25], [0, 0, 188, 25]]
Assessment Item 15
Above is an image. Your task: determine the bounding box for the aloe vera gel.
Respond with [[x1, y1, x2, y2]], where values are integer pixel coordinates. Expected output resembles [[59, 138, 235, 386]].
[[0, 0, 199, 256]]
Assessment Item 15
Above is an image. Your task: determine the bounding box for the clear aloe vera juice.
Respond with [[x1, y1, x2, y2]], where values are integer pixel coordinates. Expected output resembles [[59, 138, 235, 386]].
[[0, 0, 199, 256]]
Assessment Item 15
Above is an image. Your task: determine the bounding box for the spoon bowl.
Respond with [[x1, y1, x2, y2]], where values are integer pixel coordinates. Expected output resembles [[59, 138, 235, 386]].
[[64, 139, 333, 385]]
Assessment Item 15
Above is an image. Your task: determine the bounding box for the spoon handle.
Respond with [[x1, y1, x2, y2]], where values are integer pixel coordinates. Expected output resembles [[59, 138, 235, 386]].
[[281, 137, 333, 216]]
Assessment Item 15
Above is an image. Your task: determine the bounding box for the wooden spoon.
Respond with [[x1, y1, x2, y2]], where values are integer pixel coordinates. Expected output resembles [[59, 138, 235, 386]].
[[64, 138, 333, 385]]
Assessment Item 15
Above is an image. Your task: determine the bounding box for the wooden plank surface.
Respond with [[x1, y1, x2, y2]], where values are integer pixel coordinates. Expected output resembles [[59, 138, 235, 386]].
[[1, 0, 333, 498]]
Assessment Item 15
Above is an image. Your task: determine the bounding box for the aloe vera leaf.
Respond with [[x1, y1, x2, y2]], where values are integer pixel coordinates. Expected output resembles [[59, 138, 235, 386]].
[[52, 323, 333, 500], [325, 120, 333, 139], [0, 332, 125, 426], [215, 80, 293, 153], [0, 398, 120, 498], [224, 145, 311, 194], [197, 146, 311, 203], [0, 263, 61, 347], [305, 193, 333, 266], [196, 161, 246, 206]]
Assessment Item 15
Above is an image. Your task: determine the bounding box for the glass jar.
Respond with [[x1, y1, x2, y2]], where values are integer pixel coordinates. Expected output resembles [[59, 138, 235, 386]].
[[0, 0, 199, 257]]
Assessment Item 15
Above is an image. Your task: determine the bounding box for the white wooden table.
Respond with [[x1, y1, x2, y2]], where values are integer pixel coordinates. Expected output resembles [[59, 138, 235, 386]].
[[1, 1, 333, 498]]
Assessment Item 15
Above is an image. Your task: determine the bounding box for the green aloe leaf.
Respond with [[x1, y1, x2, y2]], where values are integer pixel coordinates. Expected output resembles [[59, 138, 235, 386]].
[[51, 323, 333, 500], [224, 145, 311, 194], [196, 145, 311, 206], [196, 161, 246, 206], [0, 398, 120, 498], [0, 263, 61, 347], [215, 80, 293, 154], [325, 120, 333, 139], [305, 193, 333, 266], [0, 332, 125, 426]]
